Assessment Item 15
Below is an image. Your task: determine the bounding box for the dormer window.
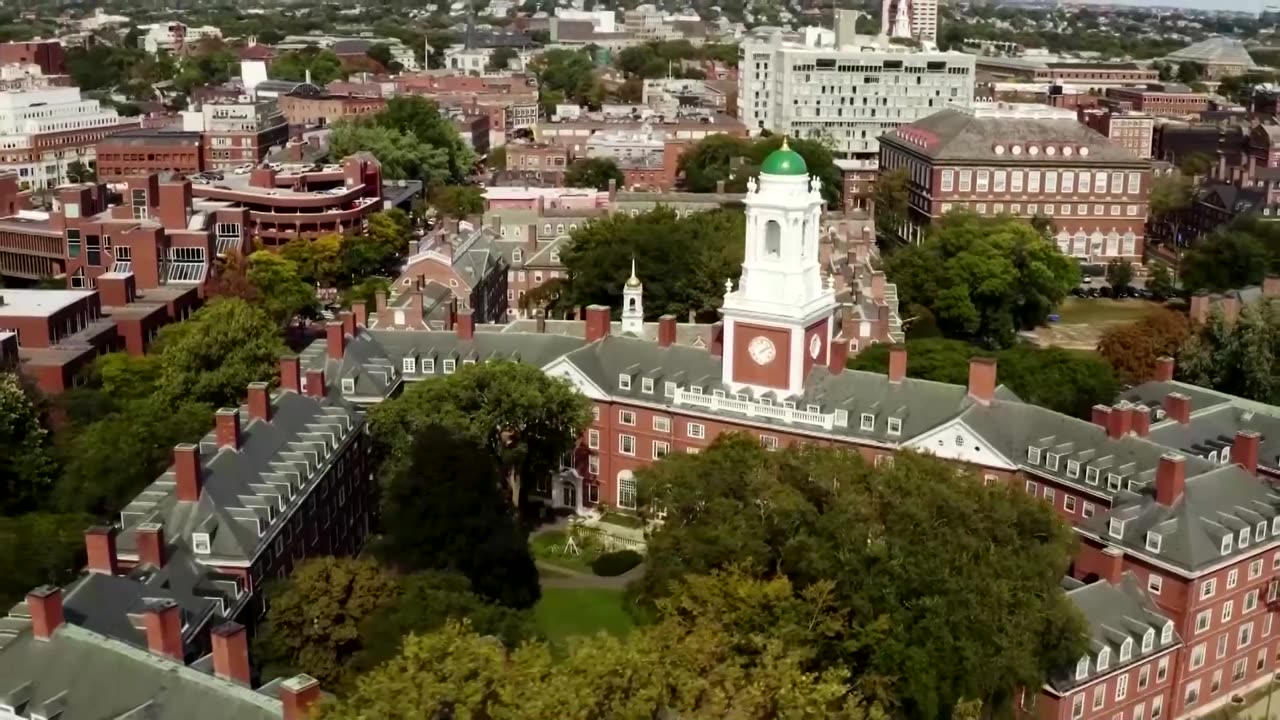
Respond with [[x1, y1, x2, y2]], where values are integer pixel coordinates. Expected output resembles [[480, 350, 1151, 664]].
[[423, 358, 436, 374], [1076, 656, 1089, 680], [1273, 516, 1280, 536], [1067, 460, 1080, 478], [689, 386, 702, 395], [860, 413, 875, 431], [442, 359, 456, 374], [1258, 522, 1268, 541], [1142, 629, 1154, 652], [641, 378, 654, 394], [1240, 527, 1251, 548], [618, 374, 632, 391], [1146, 531, 1162, 553], [758, 396, 770, 405], [834, 409, 849, 427], [1109, 518, 1126, 539], [806, 404, 820, 413], [1097, 647, 1110, 671], [887, 417, 902, 436], [1047, 453, 1060, 471], [1120, 638, 1133, 662], [1222, 534, 1234, 555], [550, 249, 560, 263], [1222, 446, 1231, 464], [664, 381, 676, 397], [1085, 467, 1100, 485], [1027, 447, 1042, 464], [1107, 473, 1122, 492], [340, 378, 355, 394], [402, 357, 416, 373], [1162, 621, 1174, 644], [193, 532, 211, 554], [512, 248, 523, 263]]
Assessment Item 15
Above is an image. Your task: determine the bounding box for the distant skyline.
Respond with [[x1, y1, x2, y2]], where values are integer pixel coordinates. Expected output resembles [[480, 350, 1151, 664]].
[[1023, 0, 1264, 15]]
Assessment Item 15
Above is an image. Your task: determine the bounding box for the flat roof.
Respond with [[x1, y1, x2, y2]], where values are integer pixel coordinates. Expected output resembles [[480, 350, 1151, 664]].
[[0, 289, 94, 317]]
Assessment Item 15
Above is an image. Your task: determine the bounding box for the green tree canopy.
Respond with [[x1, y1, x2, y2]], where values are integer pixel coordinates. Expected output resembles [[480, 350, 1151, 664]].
[[271, 47, 345, 85], [885, 211, 1078, 348], [677, 134, 843, 208], [328, 122, 448, 184], [637, 436, 1087, 720], [848, 339, 1120, 418], [557, 207, 744, 321], [1105, 258, 1134, 292], [374, 97, 476, 183], [370, 360, 590, 514], [375, 428, 541, 609], [563, 157, 625, 191], [429, 185, 484, 219], [1149, 174, 1193, 219], [154, 298, 287, 408], [873, 167, 910, 236], [0, 512, 93, 605], [1179, 215, 1280, 292], [0, 373, 56, 515], [529, 48, 603, 111], [1179, 300, 1280, 404]]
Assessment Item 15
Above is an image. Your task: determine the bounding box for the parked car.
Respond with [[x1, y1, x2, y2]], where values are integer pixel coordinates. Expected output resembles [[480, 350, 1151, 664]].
[[233, 164, 253, 175]]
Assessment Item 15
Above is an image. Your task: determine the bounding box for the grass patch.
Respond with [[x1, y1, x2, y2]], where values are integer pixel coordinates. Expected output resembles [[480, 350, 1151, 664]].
[[599, 512, 645, 529], [531, 530, 599, 575], [1054, 298, 1162, 325], [535, 587, 634, 649]]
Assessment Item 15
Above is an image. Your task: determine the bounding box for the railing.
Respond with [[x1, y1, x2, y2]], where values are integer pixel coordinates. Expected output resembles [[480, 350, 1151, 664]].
[[577, 525, 646, 553], [673, 388, 835, 430]]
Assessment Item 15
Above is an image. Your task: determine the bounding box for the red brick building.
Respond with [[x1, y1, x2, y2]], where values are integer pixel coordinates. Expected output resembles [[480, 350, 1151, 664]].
[[878, 104, 1151, 262], [0, 39, 66, 75], [1104, 86, 1211, 119], [1079, 108, 1155, 160], [506, 143, 571, 182], [95, 127, 205, 180], [277, 92, 386, 127]]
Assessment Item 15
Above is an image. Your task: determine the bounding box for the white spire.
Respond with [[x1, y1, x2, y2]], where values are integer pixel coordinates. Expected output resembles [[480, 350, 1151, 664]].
[[621, 257, 644, 336]]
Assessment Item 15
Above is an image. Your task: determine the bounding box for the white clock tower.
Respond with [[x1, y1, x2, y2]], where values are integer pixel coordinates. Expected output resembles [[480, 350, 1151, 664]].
[[721, 139, 838, 397]]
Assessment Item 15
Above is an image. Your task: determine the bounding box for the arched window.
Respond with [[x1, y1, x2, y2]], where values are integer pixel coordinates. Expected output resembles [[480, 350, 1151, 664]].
[[1120, 637, 1133, 662], [628, 297, 636, 310], [1075, 656, 1089, 680], [1096, 647, 1110, 671], [512, 249, 522, 263], [765, 220, 782, 257]]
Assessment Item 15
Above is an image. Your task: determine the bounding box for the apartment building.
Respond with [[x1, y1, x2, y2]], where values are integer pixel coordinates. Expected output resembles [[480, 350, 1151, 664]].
[[1079, 108, 1155, 160], [95, 127, 205, 179], [191, 98, 289, 171], [878, 103, 1151, 260], [1104, 86, 1212, 119], [737, 23, 975, 163], [0, 82, 138, 189]]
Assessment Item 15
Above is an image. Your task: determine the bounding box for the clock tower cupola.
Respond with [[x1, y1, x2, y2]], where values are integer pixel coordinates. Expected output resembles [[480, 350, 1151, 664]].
[[720, 139, 838, 397]]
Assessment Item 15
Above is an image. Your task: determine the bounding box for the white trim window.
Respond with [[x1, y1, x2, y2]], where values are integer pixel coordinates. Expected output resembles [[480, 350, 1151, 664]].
[[687, 422, 705, 439], [617, 473, 637, 510], [619, 434, 636, 456]]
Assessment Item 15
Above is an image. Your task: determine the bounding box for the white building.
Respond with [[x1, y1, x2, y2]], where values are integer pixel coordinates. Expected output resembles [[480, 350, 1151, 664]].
[[137, 22, 223, 54], [442, 45, 533, 73], [0, 85, 137, 189], [555, 8, 618, 33], [737, 20, 974, 161], [880, 0, 938, 43]]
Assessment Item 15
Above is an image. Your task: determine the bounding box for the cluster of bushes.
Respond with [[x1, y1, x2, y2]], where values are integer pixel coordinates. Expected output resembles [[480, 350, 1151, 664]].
[[591, 550, 643, 577]]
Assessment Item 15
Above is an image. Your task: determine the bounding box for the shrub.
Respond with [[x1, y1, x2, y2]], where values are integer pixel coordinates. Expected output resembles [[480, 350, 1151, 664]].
[[591, 550, 643, 577]]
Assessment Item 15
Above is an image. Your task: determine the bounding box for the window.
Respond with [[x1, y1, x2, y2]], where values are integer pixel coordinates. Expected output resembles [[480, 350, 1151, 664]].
[[1047, 453, 1060, 471], [1228, 569, 1240, 589], [1217, 633, 1228, 659], [1146, 532, 1162, 552], [1134, 702, 1145, 720], [1121, 637, 1134, 662], [761, 435, 778, 450], [1044, 487, 1056, 504], [860, 413, 875, 431], [1240, 622, 1254, 648], [619, 434, 636, 456], [1025, 480, 1038, 495], [959, 169, 972, 191], [442, 359, 456, 374], [887, 417, 902, 436], [1115, 673, 1128, 701], [588, 429, 600, 449], [1027, 447, 1042, 464], [1161, 622, 1174, 645], [1139, 665, 1151, 690], [340, 378, 355, 394], [1086, 467, 1100, 485], [618, 410, 636, 426], [653, 416, 670, 432], [1062, 171, 1075, 193], [66, 228, 81, 257], [1222, 534, 1235, 555], [1083, 502, 1095, 518], [1223, 600, 1234, 622], [1195, 609, 1211, 634], [592, 406, 601, 422], [834, 409, 848, 427], [976, 170, 990, 191], [1157, 657, 1169, 683], [941, 169, 954, 191], [1108, 518, 1125, 539], [1233, 658, 1247, 682], [193, 533, 211, 554], [618, 374, 631, 390], [1067, 460, 1080, 478], [1185, 681, 1201, 708], [423, 358, 435, 373], [402, 357, 416, 373], [1151, 695, 1163, 720], [1076, 656, 1089, 680], [1127, 172, 1141, 195], [652, 440, 670, 459], [1065, 496, 1077, 513], [664, 381, 676, 398], [1097, 647, 1110, 671], [618, 473, 637, 509], [1149, 574, 1163, 594], [1092, 685, 1105, 710], [1261, 648, 1270, 672], [641, 377, 654, 394], [687, 422, 705, 439], [588, 454, 599, 475], [1072, 694, 1085, 720], [1246, 589, 1259, 613], [1251, 559, 1264, 580], [1191, 643, 1206, 669], [1096, 173, 1108, 193], [1201, 579, 1217, 600]]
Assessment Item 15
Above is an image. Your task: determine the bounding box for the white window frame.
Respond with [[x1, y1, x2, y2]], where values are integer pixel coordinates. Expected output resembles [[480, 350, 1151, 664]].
[[619, 434, 636, 456], [618, 374, 631, 390], [687, 422, 705, 439]]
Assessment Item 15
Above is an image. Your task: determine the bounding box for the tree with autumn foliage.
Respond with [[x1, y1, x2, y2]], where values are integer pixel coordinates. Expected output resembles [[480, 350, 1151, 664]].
[[1096, 308, 1191, 385]]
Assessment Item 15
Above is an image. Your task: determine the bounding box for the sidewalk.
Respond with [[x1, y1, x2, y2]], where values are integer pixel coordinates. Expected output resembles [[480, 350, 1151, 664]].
[[536, 560, 645, 590]]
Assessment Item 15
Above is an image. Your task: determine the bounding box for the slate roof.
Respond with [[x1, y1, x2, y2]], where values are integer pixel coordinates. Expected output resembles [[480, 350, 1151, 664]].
[[1046, 574, 1179, 695], [1123, 379, 1280, 472], [1080, 464, 1280, 572], [115, 390, 364, 565], [887, 108, 1147, 165], [1166, 37, 1258, 68], [0, 609, 282, 720]]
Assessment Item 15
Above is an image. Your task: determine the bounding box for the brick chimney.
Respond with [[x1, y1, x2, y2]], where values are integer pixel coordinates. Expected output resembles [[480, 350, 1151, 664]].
[[710, 322, 724, 357], [352, 301, 368, 329], [828, 335, 849, 374], [27, 586, 64, 641], [456, 309, 475, 340], [1155, 454, 1186, 506], [142, 598, 183, 661], [280, 674, 323, 720], [305, 369, 325, 399], [173, 444, 202, 501], [211, 622, 251, 685], [1164, 392, 1191, 424], [967, 358, 997, 405], [247, 382, 271, 423], [1100, 546, 1124, 584], [1108, 403, 1133, 439], [1154, 356, 1175, 382], [375, 290, 388, 311], [1091, 404, 1112, 429], [85, 525, 118, 575], [1235, 430, 1261, 475], [215, 408, 241, 450], [888, 345, 907, 383], [279, 356, 301, 393], [326, 321, 346, 360], [584, 305, 610, 343], [136, 523, 166, 568], [1132, 405, 1151, 437], [340, 311, 355, 339], [657, 314, 676, 347]]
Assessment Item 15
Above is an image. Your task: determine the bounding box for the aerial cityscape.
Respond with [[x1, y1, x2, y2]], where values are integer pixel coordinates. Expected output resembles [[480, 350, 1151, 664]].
[[1, 0, 1280, 717]]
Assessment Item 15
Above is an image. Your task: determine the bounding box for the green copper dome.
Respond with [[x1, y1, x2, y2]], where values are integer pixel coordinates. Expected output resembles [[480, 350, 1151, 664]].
[[760, 138, 808, 176]]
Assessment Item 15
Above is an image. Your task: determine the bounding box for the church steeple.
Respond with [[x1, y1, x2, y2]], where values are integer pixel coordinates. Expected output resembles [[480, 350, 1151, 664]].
[[621, 258, 644, 336]]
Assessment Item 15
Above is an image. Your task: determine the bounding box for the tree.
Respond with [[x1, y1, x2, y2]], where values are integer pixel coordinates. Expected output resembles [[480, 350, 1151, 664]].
[[558, 207, 745, 320], [207, 251, 261, 305], [255, 557, 400, 689], [1096, 309, 1191, 386], [885, 212, 1078, 348], [95, 352, 162, 402], [154, 298, 287, 408], [0, 373, 56, 515], [365, 43, 395, 70], [65, 160, 96, 183], [281, 235, 343, 288], [374, 97, 477, 184], [430, 185, 485, 219], [1180, 231, 1274, 293], [340, 276, 392, 311], [246, 251, 319, 326], [369, 360, 591, 513], [1148, 175, 1192, 222], [488, 46, 518, 71], [1178, 301, 1280, 404], [873, 167, 910, 237], [1178, 152, 1214, 177], [676, 135, 842, 208], [563, 157, 625, 191], [1105, 258, 1134, 293], [529, 48, 602, 111], [848, 339, 1119, 418], [376, 428, 540, 608], [328, 121, 445, 183], [1147, 261, 1176, 299], [0, 512, 94, 605], [637, 437, 1087, 720], [271, 47, 344, 85], [1176, 61, 1205, 84]]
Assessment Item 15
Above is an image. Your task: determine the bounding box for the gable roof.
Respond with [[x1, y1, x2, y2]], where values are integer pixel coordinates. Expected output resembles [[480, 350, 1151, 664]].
[[886, 108, 1145, 165]]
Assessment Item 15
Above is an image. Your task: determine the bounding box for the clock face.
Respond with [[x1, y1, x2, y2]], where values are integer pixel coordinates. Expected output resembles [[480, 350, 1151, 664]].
[[748, 336, 776, 365], [809, 334, 822, 359]]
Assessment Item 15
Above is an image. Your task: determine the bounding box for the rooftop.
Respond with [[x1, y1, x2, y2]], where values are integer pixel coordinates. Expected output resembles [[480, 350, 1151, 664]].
[[0, 289, 93, 318], [1166, 37, 1258, 68]]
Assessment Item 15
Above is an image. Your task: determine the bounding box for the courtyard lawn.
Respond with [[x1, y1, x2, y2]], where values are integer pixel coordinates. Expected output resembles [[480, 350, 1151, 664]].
[[535, 587, 634, 649], [1054, 298, 1161, 325], [531, 530, 599, 575]]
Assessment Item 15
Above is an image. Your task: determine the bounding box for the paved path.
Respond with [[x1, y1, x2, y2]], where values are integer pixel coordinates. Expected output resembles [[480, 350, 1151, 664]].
[[537, 560, 645, 590]]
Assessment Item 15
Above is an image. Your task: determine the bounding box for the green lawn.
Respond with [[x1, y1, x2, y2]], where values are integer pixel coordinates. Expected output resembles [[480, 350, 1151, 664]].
[[1054, 298, 1161, 325], [535, 587, 634, 648], [530, 530, 599, 574]]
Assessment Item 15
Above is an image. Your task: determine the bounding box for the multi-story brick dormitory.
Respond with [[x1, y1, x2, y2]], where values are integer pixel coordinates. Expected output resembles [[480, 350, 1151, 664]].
[[301, 145, 1280, 720], [0, 584, 325, 719]]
